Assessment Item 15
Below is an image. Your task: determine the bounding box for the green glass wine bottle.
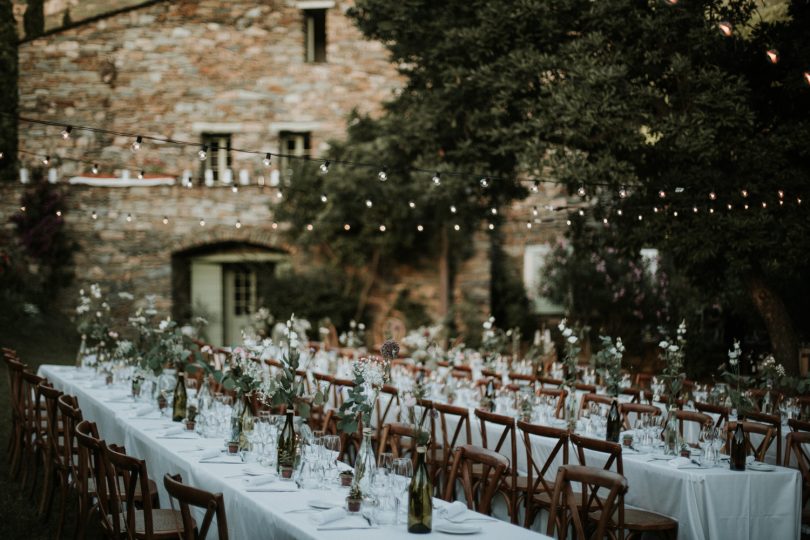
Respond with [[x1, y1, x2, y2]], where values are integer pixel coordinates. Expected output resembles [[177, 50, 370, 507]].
[[172, 372, 187, 422], [408, 446, 432, 534]]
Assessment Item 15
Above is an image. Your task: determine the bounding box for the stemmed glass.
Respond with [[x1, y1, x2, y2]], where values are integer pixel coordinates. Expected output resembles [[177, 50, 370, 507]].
[[698, 424, 714, 466], [392, 458, 413, 524], [322, 435, 340, 482]]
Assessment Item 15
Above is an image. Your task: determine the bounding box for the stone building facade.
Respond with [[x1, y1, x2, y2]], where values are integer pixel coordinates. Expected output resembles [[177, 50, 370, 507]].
[[7, 0, 566, 345]]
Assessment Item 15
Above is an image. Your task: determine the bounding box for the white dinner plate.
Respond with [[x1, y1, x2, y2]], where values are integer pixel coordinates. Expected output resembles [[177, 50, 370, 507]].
[[308, 499, 338, 510], [243, 467, 269, 476], [748, 462, 775, 472], [434, 522, 482, 535]]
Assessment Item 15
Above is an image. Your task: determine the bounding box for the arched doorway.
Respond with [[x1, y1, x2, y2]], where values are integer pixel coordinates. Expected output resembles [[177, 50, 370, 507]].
[[172, 241, 289, 346]]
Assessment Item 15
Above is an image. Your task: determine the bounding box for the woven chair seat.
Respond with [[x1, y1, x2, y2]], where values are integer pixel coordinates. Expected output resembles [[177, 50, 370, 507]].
[[124, 509, 193, 538], [592, 506, 678, 532]]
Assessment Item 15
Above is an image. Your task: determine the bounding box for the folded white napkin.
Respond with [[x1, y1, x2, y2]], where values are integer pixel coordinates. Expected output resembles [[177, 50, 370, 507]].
[[134, 405, 153, 416], [314, 507, 346, 525], [746, 455, 755, 465], [199, 448, 221, 460], [245, 484, 299, 492], [443, 501, 468, 519], [667, 457, 691, 468], [245, 475, 275, 487], [163, 426, 185, 436]]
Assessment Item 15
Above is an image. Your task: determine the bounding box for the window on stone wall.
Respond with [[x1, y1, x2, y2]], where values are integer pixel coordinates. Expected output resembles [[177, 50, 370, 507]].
[[304, 9, 327, 63], [201, 133, 232, 182], [279, 131, 311, 175]]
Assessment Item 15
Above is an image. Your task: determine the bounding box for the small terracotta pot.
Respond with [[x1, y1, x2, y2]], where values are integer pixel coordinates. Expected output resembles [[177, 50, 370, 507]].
[[185, 420, 196, 431], [346, 498, 361, 513], [340, 473, 354, 487], [280, 466, 293, 479], [679, 448, 691, 458], [622, 436, 633, 447], [227, 442, 239, 454]]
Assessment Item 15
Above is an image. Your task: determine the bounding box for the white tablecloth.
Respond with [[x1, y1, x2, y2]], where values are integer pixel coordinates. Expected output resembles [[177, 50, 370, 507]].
[[39, 365, 550, 540]]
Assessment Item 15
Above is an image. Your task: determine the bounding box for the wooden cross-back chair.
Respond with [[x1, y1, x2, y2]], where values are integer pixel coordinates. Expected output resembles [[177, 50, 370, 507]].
[[374, 384, 401, 432], [434, 402, 473, 494], [619, 403, 660, 431], [725, 421, 775, 463], [575, 383, 598, 394], [377, 422, 416, 465], [570, 434, 678, 539], [103, 444, 189, 539], [38, 383, 65, 520], [694, 402, 730, 429], [164, 473, 229, 540], [56, 393, 83, 540], [789, 418, 810, 434], [783, 432, 810, 529], [672, 410, 712, 445], [475, 408, 529, 524], [580, 393, 614, 415], [747, 388, 784, 414], [443, 445, 510, 516], [517, 421, 568, 528], [745, 411, 782, 465], [20, 370, 46, 493], [620, 388, 641, 404], [538, 376, 563, 388], [547, 465, 628, 540], [4, 355, 26, 477], [536, 387, 567, 419]]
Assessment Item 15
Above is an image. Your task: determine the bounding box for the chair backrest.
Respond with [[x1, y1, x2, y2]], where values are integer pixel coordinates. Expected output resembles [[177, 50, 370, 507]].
[[694, 402, 730, 428], [375, 385, 401, 429], [747, 388, 783, 414], [789, 418, 810, 434], [75, 420, 103, 519], [517, 421, 568, 514], [635, 373, 653, 390], [443, 445, 509, 516], [377, 422, 417, 464], [575, 383, 598, 394], [21, 371, 45, 441], [39, 383, 66, 465], [475, 409, 517, 481], [434, 402, 473, 469], [57, 393, 83, 480], [673, 410, 711, 443], [619, 388, 640, 404], [618, 402, 660, 430], [536, 387, 567, 419], [580, 393, 613, 415], [784, 432, 810, 511], [104, 444, 156, 539], [76, 421, 121, 538], [546, 464, 627, 540], [164, 473, 229, 540], [509, 373, 536, 385], [725, 421, 775, 462], [570, 433, 623, 475], [745, 411, 782, 465], [5, 357, 26, 424], [331, 377, 355, 408]]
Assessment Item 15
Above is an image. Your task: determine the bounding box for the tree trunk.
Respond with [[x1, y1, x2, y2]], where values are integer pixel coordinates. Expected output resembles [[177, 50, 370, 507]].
[[747, 274, 800, 375], [0, 0, 18, 182]]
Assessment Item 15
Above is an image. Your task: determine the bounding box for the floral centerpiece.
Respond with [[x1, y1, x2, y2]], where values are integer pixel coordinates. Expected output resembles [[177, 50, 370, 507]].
[[718, 340, 754, 417], [658, 320, 686, 410], [400, 392, 431, 447], [594, 335, 624, 397], [403, 325, 444, 366], [250, 307, 274, 339], [338, 339, 395, 496], [74, 284, 117, 366], [339, 319, 367, 349], [481, 316, 507, 367], [557, 318, 581, 429]]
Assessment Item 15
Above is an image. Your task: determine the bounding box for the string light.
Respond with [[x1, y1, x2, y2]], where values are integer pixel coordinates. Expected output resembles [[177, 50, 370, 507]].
[[602, 217, 609, 225], [488, 223, 495, 230], [235, 220, 242, 229], [138, 170, 144, 180], [577, 185, 586, 197], [126, 213, 133, 222], [61, 125, 72, 139], [673, 211, 678, 217], [532, 206, 539, 217], [272, 221, 278, 229], [804, 72, 810, 86], [741, 189, 749, 198], [744, 203, 749, 210], [479, 177, 490, 188], [432, 172, 441, 185], [709, 208, 715, 214], [162, 216, 169, 224], [718, 21, 733, 37], [450, 205, 457, 214], [263, 153, 272, 166], [619, 187, 628, 199], [378, 167, 388, 182], [693, 206, 698, 213], [766, 49, 779, 64], [778, 190, 784, 199], [343, 224, 351, 231], [526, 221, 533, 229], [56, 210, 62, 217], [276, 190, 283, 200], [638, 214, 643, 221], [306, 223, 313, 231], [566, 219, 572, 226], [379, 224, 386, 232], [453, 224, 461, 231], [199, 218, 205, 226], [20, 206, 26, 212], [42, 155, 50, 165], [658, 190, 666, 199], [320, 194, 328, 203], [653, 207, 659, 213], [761, 202, 767, 208], [365, 199, 373, 208], [578, 209, 585, 216], [131, 136, 142, 152], [92, 163, 99, 174], [798, 197, 803, 205], [91, 210, 97, 220], [727, 203, 733, 210], [0, 151, 4, 159], [617, 209, 623, 216], [320, 160, 330, 174], [531, 181, 539, 193], [197, 145, 208, 161], [490, 208, 498, 215], [709, 191, 717, 201], [231, 185, 238, 193], [417, 224, 424, 232]]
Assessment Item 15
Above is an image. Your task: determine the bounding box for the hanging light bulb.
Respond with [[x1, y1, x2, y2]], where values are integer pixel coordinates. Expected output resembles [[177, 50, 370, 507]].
[[578, 209, 585, 216], [617, 209, 623, 216], [450, 205, 457, 214], [320, 194, 328, 203], [61, 126, 72, 139], [379, 224, 386, 232], [766, 49, 779, 64], [263, 153, 272, 166], [602, 217, 609, 225], [777, 190, 784, 199], [162, 216, 169, 225], [490, 207, 498, 215], [378, 167, 388, 182], [138, 170, 144, 180], [673, 211, 679, 217], [797, 197, 802, 205], [709, 208, 715, 214], [741, 189, 749, 198], [417, 224, 424, 232], [276, 190, 283, 200], [306, 223, 314, 231], [693, 206, 698, 213], [526, 221, 533, 229], [453, 224, 461, 231], [365, 199, 373, 208], [42, 155, 50, 165], [638, 214, 643, 221], [131, 136, 143, 152], [198, 145, 208, 161], [658, 190, 666, 199], [532, 206, 539, 217], [727, 203, 733, 210], [488, 223, 495, 230], [272, 221, 278, 229], [199, 218, 205, 226], [91, 210, 97, 220], [761, 201, 767, 208], [232, 185, 238, 193], [408, 201, 416, 209], [344, 224, 351, 231], [577, 185, 586, 197], [664, 0, 678, 5], [804, 72, 810, 86], [779, 200, 784, 207], [235, 220, 242, 229], [92, 163, 99, 174], [619, 187, 628, 199], [0, 151, 4, 159], [566, 219, 572, 226], [432, 172, 441, 185], [126, 213, 132, 222], [653, 207, 659, 213], [744, 203, 749, 210], [320, 160, 330, 174], [531, 181, 539, 193], [479, 177, 489, 188], [709, 191, 717, 201], [718, 21, 733, 37]]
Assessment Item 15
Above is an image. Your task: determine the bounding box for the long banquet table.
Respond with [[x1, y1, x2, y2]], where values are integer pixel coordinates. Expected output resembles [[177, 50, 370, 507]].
[[38, 365, 550, 540]]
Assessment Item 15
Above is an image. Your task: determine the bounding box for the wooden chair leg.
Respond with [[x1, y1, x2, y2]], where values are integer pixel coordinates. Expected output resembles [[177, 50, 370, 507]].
[[39, 461, 55, 516], [55, 472, 68, 540]]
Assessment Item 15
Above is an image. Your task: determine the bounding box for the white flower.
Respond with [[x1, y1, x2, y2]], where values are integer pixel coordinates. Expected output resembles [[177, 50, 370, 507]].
[[76, 304, 89, 314], [350, 320, 357, 329], [776, 364, 786, 377], [158, 319, 171, 332], [90, 284, 102, 299], [118, 292, 134, 300], [668, 345, 679, 353], [658, 340, 669, 349], [358, 323, 365, 331], [563, 328, 573, 337], [567, 335, 578, 344], [95, 311, 102, 318], [557, 318, 567, 332], [482, 320, 492, 330]]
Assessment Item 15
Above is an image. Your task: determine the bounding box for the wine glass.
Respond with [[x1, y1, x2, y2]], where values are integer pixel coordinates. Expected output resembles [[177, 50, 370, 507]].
[[379, 452, 394, 478], [392, 458, 413, 524], [323, 435, 340, 480]]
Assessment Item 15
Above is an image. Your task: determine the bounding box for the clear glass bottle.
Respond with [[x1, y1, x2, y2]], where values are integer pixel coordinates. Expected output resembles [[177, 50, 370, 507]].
[[353, 427, 377, 496], [663, 407, 679, 455]]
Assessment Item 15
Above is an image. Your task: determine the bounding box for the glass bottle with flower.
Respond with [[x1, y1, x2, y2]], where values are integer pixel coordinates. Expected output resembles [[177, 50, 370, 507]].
[[74, 284, 117, 368], [718, 340, 754, 418], [658, 321, 687, 453], [594, 335, 624, 398], [557, 318, 582, 430], [337, 340, 396, 499]]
